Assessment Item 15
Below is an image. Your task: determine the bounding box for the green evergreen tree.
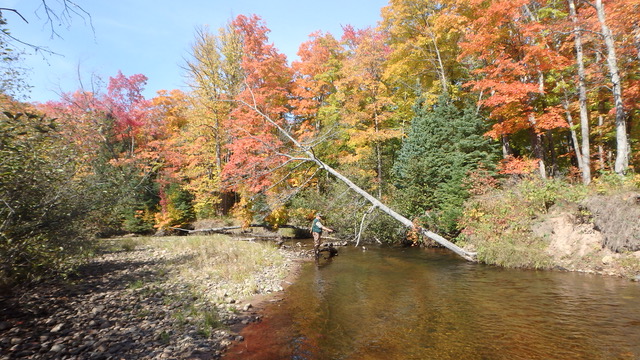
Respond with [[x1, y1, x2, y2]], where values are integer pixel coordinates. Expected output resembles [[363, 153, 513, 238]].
[[393, 97, 499, 236]]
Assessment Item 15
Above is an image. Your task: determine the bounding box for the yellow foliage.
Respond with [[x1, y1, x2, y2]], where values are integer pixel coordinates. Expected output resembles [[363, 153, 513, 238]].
[[265, 206, 289, 229], [231, 196, 255, 229]]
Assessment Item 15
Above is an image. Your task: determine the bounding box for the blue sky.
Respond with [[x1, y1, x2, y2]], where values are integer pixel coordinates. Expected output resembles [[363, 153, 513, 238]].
[[5, 0, 389, 103]]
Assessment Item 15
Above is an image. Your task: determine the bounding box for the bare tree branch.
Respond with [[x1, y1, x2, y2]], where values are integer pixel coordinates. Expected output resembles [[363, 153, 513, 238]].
[[0, 8, 28, 23], [1, 1, 93, 55], [355, 205, 376, 247]]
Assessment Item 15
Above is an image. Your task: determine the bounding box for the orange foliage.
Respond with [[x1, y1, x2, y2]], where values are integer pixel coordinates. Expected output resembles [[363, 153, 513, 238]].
[[221, 15, 293, 194], [498, 156, 539, 175]]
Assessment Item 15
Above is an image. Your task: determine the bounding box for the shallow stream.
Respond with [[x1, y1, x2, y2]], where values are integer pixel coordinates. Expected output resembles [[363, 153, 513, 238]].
[[226, 245, 640, 359]]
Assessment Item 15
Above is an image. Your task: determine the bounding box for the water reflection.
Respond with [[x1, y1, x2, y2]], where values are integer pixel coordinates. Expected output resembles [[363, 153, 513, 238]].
[[226, 246, 640, 360]]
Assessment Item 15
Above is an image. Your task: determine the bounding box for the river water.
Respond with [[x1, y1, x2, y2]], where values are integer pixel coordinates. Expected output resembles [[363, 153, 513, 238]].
[[225, 245, 640, 360]]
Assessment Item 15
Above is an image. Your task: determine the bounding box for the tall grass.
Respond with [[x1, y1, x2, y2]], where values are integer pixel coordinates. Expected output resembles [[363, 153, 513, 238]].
[[113, 234, 290, 336]]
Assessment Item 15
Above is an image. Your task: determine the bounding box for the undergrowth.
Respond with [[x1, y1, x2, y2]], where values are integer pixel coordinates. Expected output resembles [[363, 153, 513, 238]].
[[458, 176, 592, 269]]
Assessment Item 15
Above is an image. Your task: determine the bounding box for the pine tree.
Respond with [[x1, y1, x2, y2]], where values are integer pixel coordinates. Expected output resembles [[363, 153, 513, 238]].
[[393, 97, 499, 235]]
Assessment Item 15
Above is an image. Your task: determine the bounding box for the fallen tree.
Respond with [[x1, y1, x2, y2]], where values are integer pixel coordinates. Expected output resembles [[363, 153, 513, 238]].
[[235, 99, 477, 262]]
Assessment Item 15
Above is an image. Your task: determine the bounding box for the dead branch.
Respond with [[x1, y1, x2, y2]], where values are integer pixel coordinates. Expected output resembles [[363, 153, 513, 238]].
[[355, 205, 376, 247]]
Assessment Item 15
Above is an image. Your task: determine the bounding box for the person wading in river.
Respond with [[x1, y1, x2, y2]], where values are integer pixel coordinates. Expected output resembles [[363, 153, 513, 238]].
[[311, 213, 334, 258]]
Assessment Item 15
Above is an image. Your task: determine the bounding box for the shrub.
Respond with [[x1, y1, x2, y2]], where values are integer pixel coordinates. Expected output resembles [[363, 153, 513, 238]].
[[0, 110, 98, 286]]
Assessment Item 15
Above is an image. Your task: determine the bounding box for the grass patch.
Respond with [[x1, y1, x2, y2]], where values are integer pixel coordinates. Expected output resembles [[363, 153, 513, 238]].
[[153, 235, 288, 300], [128, 279, 145, 290], [158, 330, 171, 344], [161, 285, 227, 336], [120, 238, 138, 252], [114, 234, 290, 337], [200, 310, 223, 337], [124, 234, 290, 337], [99, 237, 151, 253]]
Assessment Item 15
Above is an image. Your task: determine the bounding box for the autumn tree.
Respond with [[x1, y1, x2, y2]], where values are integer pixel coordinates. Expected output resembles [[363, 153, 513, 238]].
[[144, 89, 196, 230], [331, 26, 401, 198], [40, 72, 163, 234], [183, 24, 243, 217], [290, 31, 344, 140], [187, 15, 293, 225], [460, 0, 573, 178], [381, 0, 471, 105]]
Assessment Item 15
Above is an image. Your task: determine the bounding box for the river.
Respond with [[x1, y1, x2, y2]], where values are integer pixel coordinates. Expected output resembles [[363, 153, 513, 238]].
[[225, 244, 640, 360]]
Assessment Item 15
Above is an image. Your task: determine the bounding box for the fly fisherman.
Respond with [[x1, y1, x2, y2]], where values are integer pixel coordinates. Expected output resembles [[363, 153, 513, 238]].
[[311, 213, 334, 258]]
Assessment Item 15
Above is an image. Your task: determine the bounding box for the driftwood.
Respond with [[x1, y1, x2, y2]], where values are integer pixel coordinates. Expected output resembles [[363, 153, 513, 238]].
[[171, 224, 308, 236], [172, 225, 241, 234]]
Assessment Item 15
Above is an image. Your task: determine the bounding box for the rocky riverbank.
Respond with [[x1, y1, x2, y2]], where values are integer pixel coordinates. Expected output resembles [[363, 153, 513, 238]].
[[0, 237, 311, 359]]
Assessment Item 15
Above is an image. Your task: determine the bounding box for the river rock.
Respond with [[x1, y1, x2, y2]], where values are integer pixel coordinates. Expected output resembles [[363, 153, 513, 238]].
[[0, 240, 303, 360]]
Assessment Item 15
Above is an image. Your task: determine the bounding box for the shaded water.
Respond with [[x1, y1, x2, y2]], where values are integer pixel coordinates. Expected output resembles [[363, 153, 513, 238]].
[[226, 245, 640, 360]]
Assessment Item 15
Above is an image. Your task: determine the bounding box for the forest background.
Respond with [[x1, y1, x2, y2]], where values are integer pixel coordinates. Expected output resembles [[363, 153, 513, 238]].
[[1, 0, 639, 285]]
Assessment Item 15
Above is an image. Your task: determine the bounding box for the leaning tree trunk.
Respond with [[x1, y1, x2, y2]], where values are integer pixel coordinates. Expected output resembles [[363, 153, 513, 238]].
[[594, 0, 629, 175], [318, 161, 476, 261], [238, 99, 477, 262]]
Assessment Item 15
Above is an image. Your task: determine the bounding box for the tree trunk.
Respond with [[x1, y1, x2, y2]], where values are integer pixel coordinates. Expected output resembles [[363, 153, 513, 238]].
[[563, 97, 584, 172], [594, 0, 629, 175], [528, 115, 547, 179], [422, 14, 449, 96], [634, 24, 640, 61], [547, 130, 558, 177], [569, 0, 591, 184], [319, 161, 475, 261], [598, 114, 606, 171], [501, 134, 512, 158], [374, 110, 383, 199]]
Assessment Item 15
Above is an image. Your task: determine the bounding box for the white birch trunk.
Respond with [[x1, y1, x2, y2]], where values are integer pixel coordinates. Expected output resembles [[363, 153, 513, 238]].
[[569, 0, 591, 184], [595, 0, 629, 175]]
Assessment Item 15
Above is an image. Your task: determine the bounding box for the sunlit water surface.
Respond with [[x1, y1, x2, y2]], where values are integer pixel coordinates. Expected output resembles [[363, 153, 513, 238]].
[[226, 245, 640, 360]]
